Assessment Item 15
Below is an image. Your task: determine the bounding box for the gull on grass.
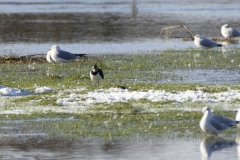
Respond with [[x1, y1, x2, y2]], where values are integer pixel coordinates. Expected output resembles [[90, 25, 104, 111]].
[[90, 64, 104, 85], [194, 35, 222, 49], [221, 24, 240, 40], [200, 107, 237, 135], [47, 45, 86, 63]]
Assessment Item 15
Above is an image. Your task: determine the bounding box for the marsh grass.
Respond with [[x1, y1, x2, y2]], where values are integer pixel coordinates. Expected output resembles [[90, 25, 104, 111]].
[[0, 49, 240, 139]]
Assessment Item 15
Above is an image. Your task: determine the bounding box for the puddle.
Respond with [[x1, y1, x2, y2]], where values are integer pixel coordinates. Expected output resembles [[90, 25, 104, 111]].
[[161, 69, 240, 84]]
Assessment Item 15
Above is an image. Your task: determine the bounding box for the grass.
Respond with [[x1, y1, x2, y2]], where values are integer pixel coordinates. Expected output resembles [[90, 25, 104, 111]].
[[0, 49, 240, 140]]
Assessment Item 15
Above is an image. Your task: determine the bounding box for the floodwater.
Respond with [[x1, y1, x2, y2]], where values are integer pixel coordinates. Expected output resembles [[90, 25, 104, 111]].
[[1, 0, 240, 159], [0, 0, 240, 55], [0, 133, 239, 160]]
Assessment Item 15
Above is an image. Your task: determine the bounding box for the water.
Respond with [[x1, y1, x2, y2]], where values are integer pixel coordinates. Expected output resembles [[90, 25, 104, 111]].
[[0, 136, 239, 160], [0, 0, 240, 55], [1, 0, 240, 159]]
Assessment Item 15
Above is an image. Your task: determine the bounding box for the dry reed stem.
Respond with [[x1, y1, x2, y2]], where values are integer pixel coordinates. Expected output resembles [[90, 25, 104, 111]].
[[160, 25, 195, 39]]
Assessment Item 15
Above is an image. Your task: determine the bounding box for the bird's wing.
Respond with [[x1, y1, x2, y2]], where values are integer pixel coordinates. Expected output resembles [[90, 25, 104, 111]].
[[57, 50, 77, 60], [213, 114, 236, 126], [210, 118, 229, 130], [231, 28, 240, 37], [200, 38, 218, 47], [98, 69, 104, 79]]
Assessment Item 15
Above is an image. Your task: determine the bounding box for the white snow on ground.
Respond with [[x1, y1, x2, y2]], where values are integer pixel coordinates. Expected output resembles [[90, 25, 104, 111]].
[[0, 85, 53, 96], [0, 85, 30, 96], [56, 88, 240, 106], [0, 86, 239, 105], [34, 86, 53, 94], [0, 86, 240, 114]]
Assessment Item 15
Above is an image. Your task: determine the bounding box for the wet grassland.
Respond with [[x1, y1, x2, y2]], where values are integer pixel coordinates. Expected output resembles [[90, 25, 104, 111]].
[[0, 49, 240, 141]]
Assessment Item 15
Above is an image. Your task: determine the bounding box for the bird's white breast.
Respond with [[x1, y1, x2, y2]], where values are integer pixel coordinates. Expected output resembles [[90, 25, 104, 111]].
[[90, 72, 103, 81]]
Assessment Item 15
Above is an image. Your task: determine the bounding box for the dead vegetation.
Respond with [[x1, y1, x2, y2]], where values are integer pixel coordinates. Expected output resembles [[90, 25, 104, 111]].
[[160, 25, 195, 40], [0, 54, 90, 64], [160, 25, 240, 42], [0, 54, 46, 64]]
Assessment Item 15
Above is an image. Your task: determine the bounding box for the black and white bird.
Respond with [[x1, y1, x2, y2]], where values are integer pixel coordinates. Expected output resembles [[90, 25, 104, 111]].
[[47, 45, 86, 63], [90, 64, 104, 85], [194, 35, 222, 49]]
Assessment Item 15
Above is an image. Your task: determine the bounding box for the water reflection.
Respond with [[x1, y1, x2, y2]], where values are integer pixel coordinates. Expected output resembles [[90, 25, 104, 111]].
[[200, 137, 236, 159], [221, 41, 240, 53]]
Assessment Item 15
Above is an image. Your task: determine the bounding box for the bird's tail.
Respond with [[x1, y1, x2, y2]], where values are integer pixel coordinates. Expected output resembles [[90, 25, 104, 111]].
[[75, 54, 87, 57], [217, 44, 223, 47]]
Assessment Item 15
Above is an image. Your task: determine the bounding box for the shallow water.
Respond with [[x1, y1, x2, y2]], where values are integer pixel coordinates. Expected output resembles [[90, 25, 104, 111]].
[[0, 118, 239, 160], [0, 135, 239, 160], [0, 0, 240, 55], [161, 69, 240, 84]]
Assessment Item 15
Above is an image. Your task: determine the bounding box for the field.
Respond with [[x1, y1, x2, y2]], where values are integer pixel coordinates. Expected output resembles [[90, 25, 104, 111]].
[[0, 49, 240, 140]]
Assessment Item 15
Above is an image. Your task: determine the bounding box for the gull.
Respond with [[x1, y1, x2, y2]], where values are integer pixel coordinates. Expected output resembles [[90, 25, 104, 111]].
[[221, 24, 240, 40], [200, 107, 237, 134], [47, 45, 86, 63], [90, 64, 104, 85], [194, 35, 222, 49]]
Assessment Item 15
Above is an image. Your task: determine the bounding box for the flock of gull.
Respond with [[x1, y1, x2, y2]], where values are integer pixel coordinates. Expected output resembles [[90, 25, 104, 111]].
[[45, 23, 240, 135], [194, 24, 240, 49]]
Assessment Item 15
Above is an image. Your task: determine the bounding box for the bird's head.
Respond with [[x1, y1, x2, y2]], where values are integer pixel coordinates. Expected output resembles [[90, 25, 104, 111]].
[[194, 34, 201, 40], [223, 24, 229, 28], [92, 64, 98, 71], [202, 107, 211, 113], [50, 45, 60, 51]]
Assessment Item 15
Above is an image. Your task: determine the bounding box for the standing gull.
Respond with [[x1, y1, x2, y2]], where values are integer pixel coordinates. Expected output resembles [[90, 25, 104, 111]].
[[194, 35, 222, 49], [47, 45, 86, 63], [221, 24, 240, 40], [90, 64, 104, 85], [200, 107, 237, 134]]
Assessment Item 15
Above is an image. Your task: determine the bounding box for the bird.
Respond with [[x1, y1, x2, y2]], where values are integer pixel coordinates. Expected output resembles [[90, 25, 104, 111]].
[[90, 64, 104, 85], [199, 107, 237, 135], [194, 35, 222, 49], [221, 24, 240, 40], [47, 45, 86, 63]]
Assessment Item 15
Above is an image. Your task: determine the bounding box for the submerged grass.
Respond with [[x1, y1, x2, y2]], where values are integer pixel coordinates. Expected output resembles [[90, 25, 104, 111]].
[[0, 49, 240, 139]]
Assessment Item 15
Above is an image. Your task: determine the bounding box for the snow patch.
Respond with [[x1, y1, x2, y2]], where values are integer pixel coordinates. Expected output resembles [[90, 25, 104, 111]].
[[56, 88, 240, 106], [34, 86, 53, 94], [0, 86, 30, 96]]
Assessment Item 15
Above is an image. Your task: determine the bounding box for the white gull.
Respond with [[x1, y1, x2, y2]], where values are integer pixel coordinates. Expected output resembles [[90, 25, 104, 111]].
[[200, 107, 237, 134], [194, 35, 222, 49], [221, 24, 240, 40]]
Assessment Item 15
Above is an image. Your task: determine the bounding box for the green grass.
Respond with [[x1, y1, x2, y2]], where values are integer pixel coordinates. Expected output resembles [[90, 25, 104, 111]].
[[0, 49, 240, 140]]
